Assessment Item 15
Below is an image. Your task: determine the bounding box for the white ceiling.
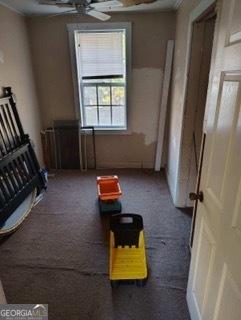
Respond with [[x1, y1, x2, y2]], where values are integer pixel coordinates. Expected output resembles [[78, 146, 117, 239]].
[[0, 0, 182, 15]]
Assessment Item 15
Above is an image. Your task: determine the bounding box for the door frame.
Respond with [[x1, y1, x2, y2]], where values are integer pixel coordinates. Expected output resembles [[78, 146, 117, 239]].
[[174, 0, 217, 207]]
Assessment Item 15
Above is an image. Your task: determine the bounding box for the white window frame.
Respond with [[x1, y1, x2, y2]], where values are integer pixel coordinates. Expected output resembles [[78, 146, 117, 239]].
[[67, 22, 132, 132]]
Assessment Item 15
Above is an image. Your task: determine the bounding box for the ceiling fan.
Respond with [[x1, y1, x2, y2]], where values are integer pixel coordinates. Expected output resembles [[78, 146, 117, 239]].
[[39, 0, 157, 21], [39, 0, 121, 20]]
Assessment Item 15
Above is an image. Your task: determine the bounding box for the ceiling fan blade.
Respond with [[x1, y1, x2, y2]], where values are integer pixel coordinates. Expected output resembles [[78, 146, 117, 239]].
[[39, 0, 69, 4], [39, 0, 74, 7], [87, 10, 111, 21], [120, 0, 156, 6], [47, 9, 77, 18], [91, 0, 123, 9]]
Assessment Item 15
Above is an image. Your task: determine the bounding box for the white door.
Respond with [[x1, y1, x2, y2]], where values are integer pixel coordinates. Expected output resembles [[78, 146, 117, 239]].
[[187, 0, 241, 319]]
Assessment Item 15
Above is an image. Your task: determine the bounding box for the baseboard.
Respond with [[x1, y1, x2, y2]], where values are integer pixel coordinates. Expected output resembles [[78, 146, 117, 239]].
[[165, 168, 188, 207], [166, 168, 176, 203], [97, 161, 154, 169]]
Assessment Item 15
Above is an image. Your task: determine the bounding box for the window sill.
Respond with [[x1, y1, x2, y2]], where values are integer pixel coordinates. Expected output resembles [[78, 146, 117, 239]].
[[80, 128, 132, 135]]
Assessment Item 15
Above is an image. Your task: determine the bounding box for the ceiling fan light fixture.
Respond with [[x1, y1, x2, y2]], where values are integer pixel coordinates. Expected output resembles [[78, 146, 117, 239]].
[[120, 0, 156, 6], [76, 3, 86, 14]]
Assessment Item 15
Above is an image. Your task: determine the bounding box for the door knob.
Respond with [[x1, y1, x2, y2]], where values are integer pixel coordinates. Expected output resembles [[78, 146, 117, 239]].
[[189, 191, 204, 202]]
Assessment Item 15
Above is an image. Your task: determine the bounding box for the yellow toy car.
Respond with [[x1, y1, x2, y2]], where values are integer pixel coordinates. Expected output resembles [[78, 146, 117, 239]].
[[109, 214, 148, 287]]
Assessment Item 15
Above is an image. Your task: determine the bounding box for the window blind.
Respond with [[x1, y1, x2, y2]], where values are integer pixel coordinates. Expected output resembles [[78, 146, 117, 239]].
[[76, 31, 125, 78]]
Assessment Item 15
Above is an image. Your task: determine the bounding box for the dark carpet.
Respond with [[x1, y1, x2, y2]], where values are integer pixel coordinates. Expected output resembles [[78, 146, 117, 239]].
[[0, 169, 191, 320]]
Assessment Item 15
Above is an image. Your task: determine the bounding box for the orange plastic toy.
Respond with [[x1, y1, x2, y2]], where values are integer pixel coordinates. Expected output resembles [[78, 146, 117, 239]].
[[97, 176, 122, 201]]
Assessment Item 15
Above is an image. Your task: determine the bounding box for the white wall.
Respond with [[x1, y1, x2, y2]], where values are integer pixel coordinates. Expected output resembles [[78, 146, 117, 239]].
[[166, 0, 213, 206]]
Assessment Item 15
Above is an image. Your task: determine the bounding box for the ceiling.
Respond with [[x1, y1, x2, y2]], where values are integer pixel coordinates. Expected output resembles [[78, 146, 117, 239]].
[[0, 0, 182, 15]]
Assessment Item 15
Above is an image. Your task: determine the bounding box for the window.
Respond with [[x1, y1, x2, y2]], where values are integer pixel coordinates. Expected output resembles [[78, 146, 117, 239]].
[[73, 25, 130, 131]]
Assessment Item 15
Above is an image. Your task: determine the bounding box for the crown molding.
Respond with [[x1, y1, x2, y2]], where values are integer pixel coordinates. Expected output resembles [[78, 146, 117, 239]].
[[173, 0, 184, 10], [0, 1, 25, 16]]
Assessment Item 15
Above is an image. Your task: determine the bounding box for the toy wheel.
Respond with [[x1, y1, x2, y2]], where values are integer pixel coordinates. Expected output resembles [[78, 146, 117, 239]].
[[111, 280, 119, 288], [136, 279, 147, 287], [98, 199, 103, 214], [118, 202, 122, 213]]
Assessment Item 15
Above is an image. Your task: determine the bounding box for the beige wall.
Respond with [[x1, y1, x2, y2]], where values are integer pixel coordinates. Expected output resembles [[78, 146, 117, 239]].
[[27, 12, 176, 168], [166, 0, 208, 205], [0, 5, 44, 165]]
